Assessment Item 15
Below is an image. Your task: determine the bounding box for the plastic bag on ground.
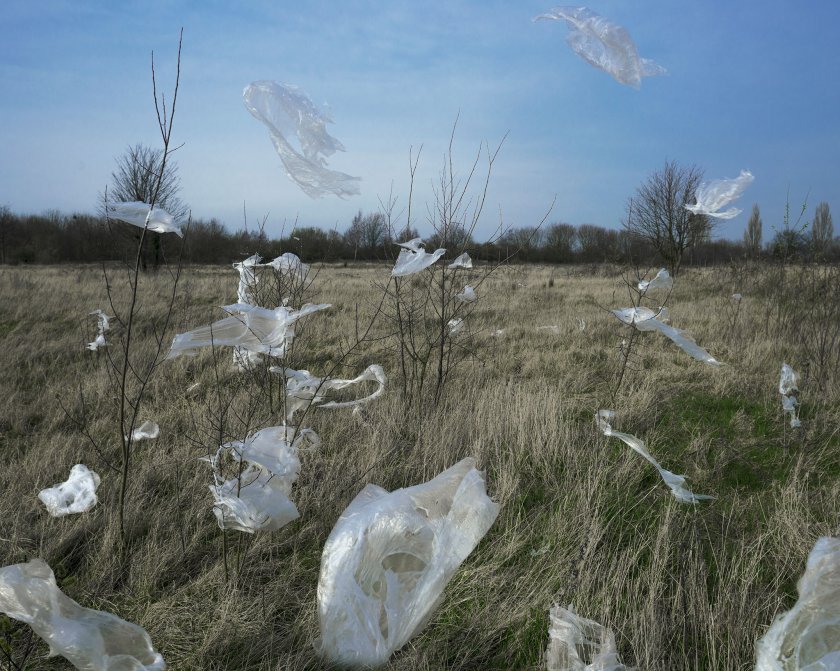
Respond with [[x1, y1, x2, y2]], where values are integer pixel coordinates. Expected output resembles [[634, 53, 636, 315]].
[[243, 80, 360, 199], [456, 285, 477, 303], [597, 410, 714, 503], [685, 170, 754, 220], [638, 268, 672, 292], [105, 201, 183, 237], [0, 559, 165, 670], [316, 457, 499, 667], [87, 309, 111, 351], [447, 252, 473, 269], [127, 420, 160, 442], [546, 605, 629, 671], [448, 318, 465, 335], [38, 464, 101, 517], [779, 363, 801, 428], [755, 536, 840, 671], [534, 7, 666, 88], [391, 242, 447, 277]]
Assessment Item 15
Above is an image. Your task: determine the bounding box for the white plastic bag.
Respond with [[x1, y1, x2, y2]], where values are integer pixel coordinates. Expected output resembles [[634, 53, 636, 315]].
[[612, 307, 722, 366], [0, 559, 165, 670], [87, 309, 111, 351], [637, 268, 672, 292], [231, 255, 264, 370], [456, 285, 477, 303], [685, 170, 754, 220], [127, 420, 160, 442], [448, 318, 465, 335], [391, 240, 447, 277], [546, 605, 629, 671], [38, 464, 101, 517], [105, 201, 183, 237], [447, 252, 473, 269], [316, 457, 499, 667], [263, 252, 309, 278], [779, 363, 801, 428]]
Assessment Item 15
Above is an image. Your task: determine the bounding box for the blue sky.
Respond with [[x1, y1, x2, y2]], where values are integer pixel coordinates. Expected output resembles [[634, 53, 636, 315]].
[[1, 1, 838, 241]]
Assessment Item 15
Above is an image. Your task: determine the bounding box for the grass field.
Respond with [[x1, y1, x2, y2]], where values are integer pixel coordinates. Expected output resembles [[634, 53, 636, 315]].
[[0, 261, 837, 670]]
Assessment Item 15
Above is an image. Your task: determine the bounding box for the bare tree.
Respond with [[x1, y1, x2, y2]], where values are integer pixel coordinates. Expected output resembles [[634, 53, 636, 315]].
[[624, 161, 710, 275], [344, 210, 387, 259], [811, 201, 833, 258], [544, 222, 576, 262], [107, 143, 188, 221], [744, 204, 762, 259]]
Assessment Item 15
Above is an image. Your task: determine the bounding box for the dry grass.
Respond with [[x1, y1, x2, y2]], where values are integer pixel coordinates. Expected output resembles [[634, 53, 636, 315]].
[[0, 262, 838, 670]]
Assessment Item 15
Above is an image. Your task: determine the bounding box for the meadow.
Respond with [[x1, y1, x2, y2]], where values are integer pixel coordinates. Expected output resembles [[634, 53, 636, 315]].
[[0, 260, 837, 670]]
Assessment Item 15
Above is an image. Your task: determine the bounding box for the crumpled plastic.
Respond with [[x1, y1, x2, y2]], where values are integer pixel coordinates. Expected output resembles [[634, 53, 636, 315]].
[[597, 410, 714, 503], [263, 252, 309, 278], [779, 363, 801, 428], [38, 464, 101, 517], [316, 457, 499, 667], [638, 268, 672, 292], [166, 302, 331, 360], [534, 7, 666, 88], [87, 309, 111, 351], [105, 201, 183, 237], [448, 252, 473, 269], [456, 285, 477, 303], [612, 307, 722, 366], [128, 420, 160, 442], [243, 80, 360, 199], [391, 239, 447, 277], [732, 293, 743, 302], [232, 255, 264, 370], [545, 605, 629, 671], [271, 364, 387, 422], [448, 318, 465, 335], [755, 536, 840, 671], [685, 170, 754, 219], [206, 426, 318, 533], [0, 559, 165, 670]]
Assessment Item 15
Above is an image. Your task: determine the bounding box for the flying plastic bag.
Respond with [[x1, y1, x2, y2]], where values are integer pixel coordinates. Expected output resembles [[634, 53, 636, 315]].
[[243, 80, 360, 199], [638, 268, 672, 292], [87, 309, 111, 351], [611, 307, 722, 366], [534, 7, 666, 88], [166, 302, 330, 360], [316, 457, 499, 667], [38, 464, 101, 517], [685, 170, 754, 220], [448, 252, 473, 269], [391, 241, 447, 277], [597, 410, 714, 503], [779, 363, 801, 428], [127, 420, 160, 442], [545, 605, 629, 671], [456, 285, 477, 303], [0, 559, 165, 670], [755, 536, 840, 671], [105, 201, 183, 237]]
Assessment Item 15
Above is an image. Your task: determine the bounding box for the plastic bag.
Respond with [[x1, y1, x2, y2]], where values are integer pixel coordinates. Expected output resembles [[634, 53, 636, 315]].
[[38, 464, 101, 517], [105, 201, 183, 237], [755, 536, 840, 670], [166, 302, 330, 360], [685, 170, 754, 219], [448, 318, 465, 335], [534, 7, 666, 88], [597, 410, 714, 503], [316, 457, 499, 667], [456, 285, 477, 303], [638, 268, 672, 292], [732, 293, 743, 302], [263, 252, 309, 278], [231, 255, 264, 370], [448, 252, 473, 269], [243, 80, 360, 199], [391, 240, 447, 277], [128, 420, 160, 442], [546, 605, 629, 671], [612, 307, 722, 366], [779, 363, 801, 428], [87, 309, 111, 351], [0, 559, 165, 670]]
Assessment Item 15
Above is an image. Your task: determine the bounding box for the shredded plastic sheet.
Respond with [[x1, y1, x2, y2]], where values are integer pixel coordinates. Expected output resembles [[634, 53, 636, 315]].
[[534, 7, 666, 88], [206, 426, 318, 533], [611, 307, 722, 366], [316, 457, 499, 667], [597, 410, 714, 503], [243, 80, 360, 199], [755, 536, 840, 671], [448, 318, 465, 335], [0, 559, 165, 670], [546, 605, 629, 671], [271, 365, 387, 422], [391, 240, 447, 277], [456, 285, 477, 303], [685, 170, 754, 219], [638, 268, 672, 292], [38, 464, 101, 517], [779, 363, 801, 428], [105, 201, 183, 237], [87, 309, 111, 351], [448, 252, 473, 269], [166, 302, 330, 360], [128, 420, 160, 442]]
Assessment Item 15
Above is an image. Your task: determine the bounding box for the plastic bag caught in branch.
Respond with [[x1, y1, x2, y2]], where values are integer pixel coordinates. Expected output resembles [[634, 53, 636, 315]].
[[105, 201, 183, 237], [243, 80, 360, 199], [638, 268, 672, 292], [128, 420, 160, 442], [597, 410, 714, 503], [779, 363, 801, 428], [166, 302, 330, 360], [685, 170, 754, 219], [391, 240, 447, 277], [755, 536, 840, 671], [231, 255, 264, 370], [456, 285, 477, 303], [316, 457, 499, 667], [448, 252, 473, 269], [38, 464, 101, 517], [87, 309, 111, 351], [263, 252, 309, 278], [534, 7, 666, 88], [0, 559, 165, 670], [448, 318, 465, 335], [546, 605, 629, 671]]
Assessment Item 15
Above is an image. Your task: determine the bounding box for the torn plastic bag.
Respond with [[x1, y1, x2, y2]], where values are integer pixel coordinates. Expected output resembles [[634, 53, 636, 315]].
[[534, 7, 666, 88], [448, 318, 465, 335], [456, 285, 477, 303], [448, 252, 473, 269], [546, 605, 629, 671], [391, 244, 447, 277], [638, 268, 672, 292], [263, 252, 309, 278], [38, 464, 101, 517], [755, 536, 840, 671], [685, 170, 754, 220], [87, 334, 107, 352], [105, 201, 183, 237], [612, 307, 722, 366], [244, 80, 360, 199], [597, 410, 714, 503], [396, 238, 424, 253], [232, 255, 263, 371], [166, 302, 330, 360], [128, 420, 160, 442], [0, 559, 165, 670], [316, 457, 499, 667]]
